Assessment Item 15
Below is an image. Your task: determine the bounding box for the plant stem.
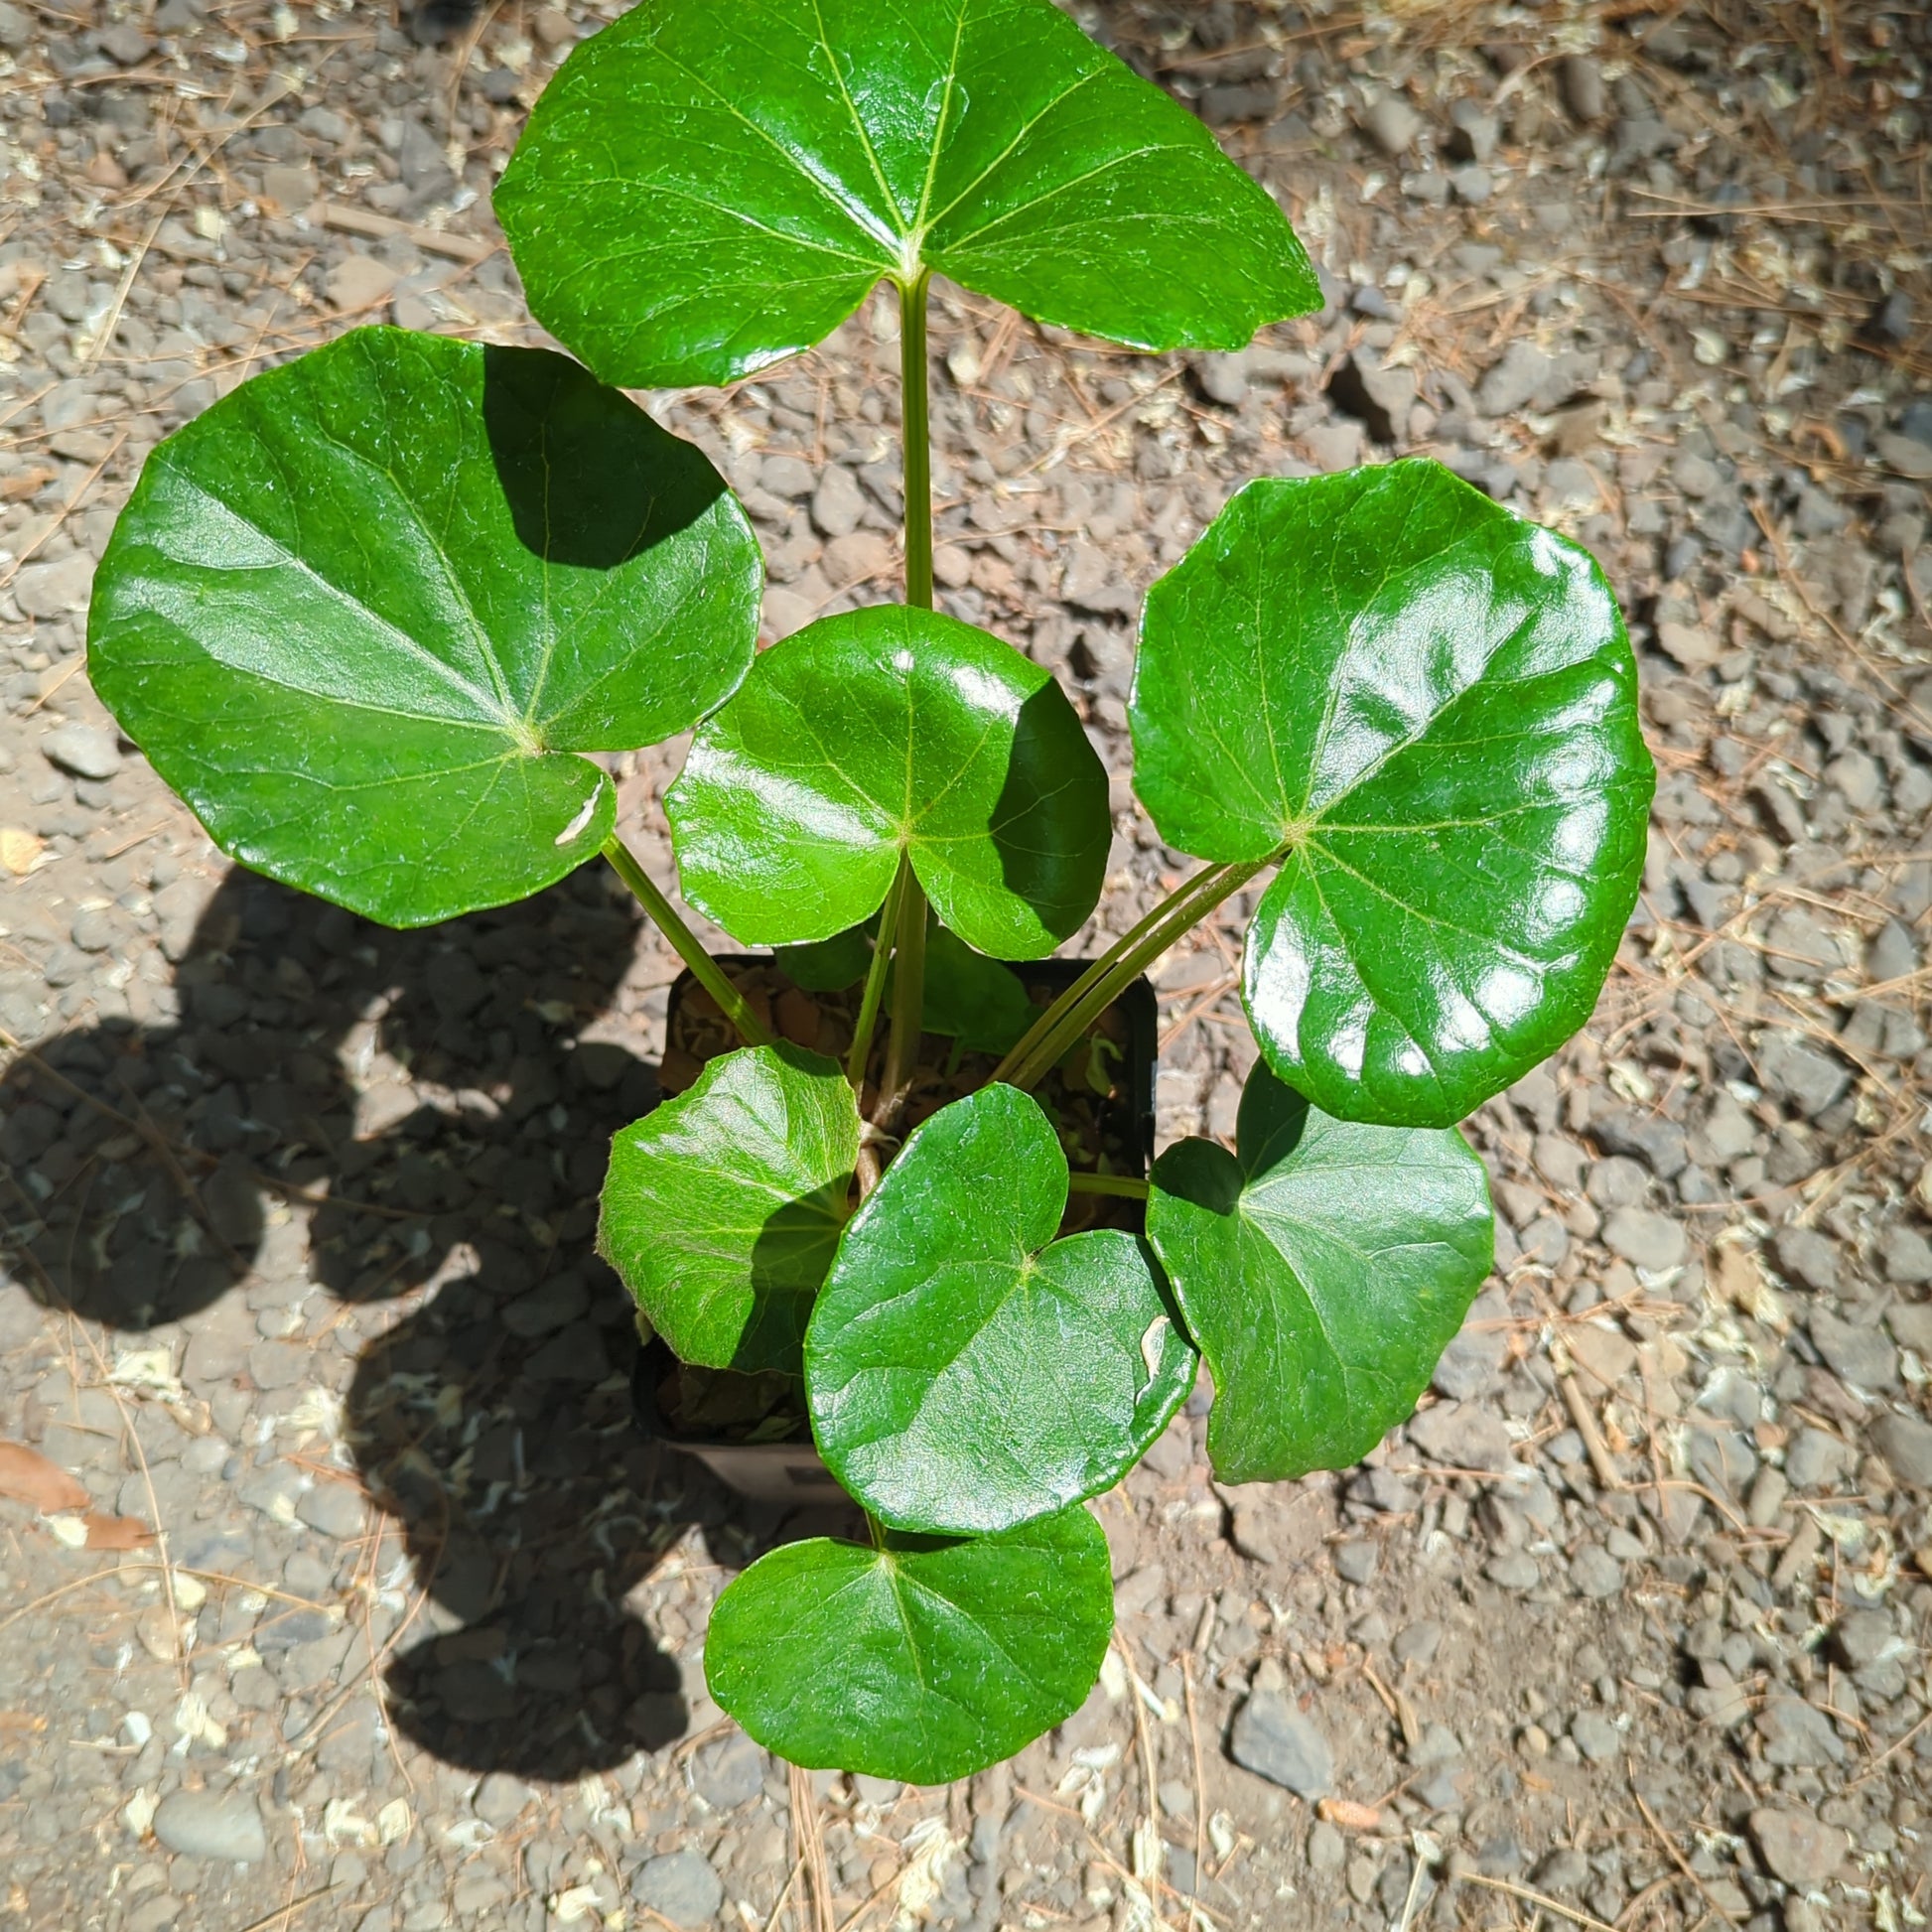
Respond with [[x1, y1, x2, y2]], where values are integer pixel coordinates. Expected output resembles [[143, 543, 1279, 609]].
[[878, 269, 935, 1121], [994, 858, 1267, 1091], [1067, 1173, 1151, 1199], [879, 864, 927, 1119], [601, 832, 773, 1050], [898, 268, 934, 613], [845, 858, 908, 1091]]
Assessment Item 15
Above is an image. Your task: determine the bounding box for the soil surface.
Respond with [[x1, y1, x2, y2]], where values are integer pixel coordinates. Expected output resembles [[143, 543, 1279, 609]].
[[2, 1, 1931, 1929]]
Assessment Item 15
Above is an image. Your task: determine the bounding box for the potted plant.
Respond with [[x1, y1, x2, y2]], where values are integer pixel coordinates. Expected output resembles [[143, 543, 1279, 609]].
[[84, 0, 1654, 1786]]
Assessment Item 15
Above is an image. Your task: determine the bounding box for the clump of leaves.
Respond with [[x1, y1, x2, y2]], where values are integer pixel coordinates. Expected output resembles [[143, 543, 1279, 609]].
[[86, 0, 1652, 1785]]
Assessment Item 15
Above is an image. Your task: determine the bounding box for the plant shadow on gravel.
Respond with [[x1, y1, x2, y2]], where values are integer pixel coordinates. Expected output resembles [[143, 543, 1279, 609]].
[[0, 862, 856, 1778]]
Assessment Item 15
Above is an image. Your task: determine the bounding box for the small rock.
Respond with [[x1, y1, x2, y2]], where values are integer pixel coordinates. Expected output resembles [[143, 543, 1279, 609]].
[[295, 1483, 366, 1540], [326, 253, 404, 312], [1447, 100, 1500, 164], [94, 19, 152, 62], [1484, 1552, 1540, 1592], [1785, 1428, 1850, 1490], [1773, 1225, 1839, 1294], [1308, 1820, 1345, 1871], [152, 1789, 267, 1864], [1832, 1608, 1896, 1673], [16, 553, 97, 620], [692, 1731, 766, 1810], [1449, 165, 1493, 206], [41, 722, 122, 782], [1477, 342, 1554, 417], [1408, 1400, 1514, 1471], [1749, 1808, 1846, 1888], [1809, 1310, 1898, 1393], [1756, 1695, 1846, 1767], [1196, 351, 1249, 408], [1656, 620, 1721, 669], [1334, 1541, 1378, 1586], [632, 1850, 724, 1928], [1872, 1411, 1932, 1488], [1878, 1225, 1932, 1285], [810, 463, 867, 541], [1535, 1848, 1589, 1894], [1393, 1619, 1442, 1667], [1601, 1207, 1686, 1272], [1756, 1033, 1852, 1119], [1560, 55, 1605, 122], [1569, 1713, 1619, 1763], [1359, 92, 1422, 156], [759, 454, 815, 500], [472, 1772, 534, 1828], [1568, 1544, 1622, 1599], [1876, 434, 1932, 482], [1228, 1690, 1333, 1799]]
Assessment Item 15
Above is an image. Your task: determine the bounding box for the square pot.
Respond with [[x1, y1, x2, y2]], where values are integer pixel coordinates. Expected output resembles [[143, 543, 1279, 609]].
[[630, 953, 1159, 1505]]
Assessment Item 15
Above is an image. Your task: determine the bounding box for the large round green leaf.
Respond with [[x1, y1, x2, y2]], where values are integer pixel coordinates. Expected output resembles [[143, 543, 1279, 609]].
[[807, 1084, 1195, 1534], [87, 327, 760, 927], [1147, 1060, 1492, 1484], [666, 605, 1109, 960], [599, 1045, 859, 1373], [1132, 460, 1654, 1128], [705, 1505, 1113, 1781], [495, 0, 1319, 390]]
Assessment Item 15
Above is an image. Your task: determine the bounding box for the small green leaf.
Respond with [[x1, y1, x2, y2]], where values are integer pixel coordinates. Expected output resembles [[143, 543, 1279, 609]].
[[1147, 1060, 1492, 1484], [888, 919, 1035, 1054], [807, 1084, 1195, 1534], [599, 1045, 859, 1373], [1132, 460, 1654, 1127], [87, 328, 760, 927], [496, 0, 1318, 390], [777, 925, 874, 993], [667, 605, 1109, 961], [705, 1505, 1113, 1781]]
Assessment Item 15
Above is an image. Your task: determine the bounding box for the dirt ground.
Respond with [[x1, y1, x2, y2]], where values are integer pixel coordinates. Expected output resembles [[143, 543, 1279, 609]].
[[2, 1, 1932, 1928]]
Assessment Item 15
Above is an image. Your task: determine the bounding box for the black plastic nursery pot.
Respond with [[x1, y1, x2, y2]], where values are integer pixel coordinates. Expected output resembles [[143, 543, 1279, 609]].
[[630, 954, 1158, 1506]]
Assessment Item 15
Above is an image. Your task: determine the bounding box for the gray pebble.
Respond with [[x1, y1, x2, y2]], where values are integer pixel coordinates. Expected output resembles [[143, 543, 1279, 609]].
[[1196, 351, 1249, 408], [1879, 1225, 1932, 1285], [1809, 1310, 1899, 1394], [1773, 1225, 1839, 1294], [691, 1731, 767, 1810], [1756, 1695, 1846, 1767], [1568, 1544, 1622, 1599], [1484, 1552, 1540, 1592], [1569, 1713, 1620, 1763], [42, 722, 122, 781], [1560, 55, 1605, 122], [1872, 1411, 1932, 1488], [1333, 1540, 1378, 1586], [473, 1772, 534, 1828], [632, 1850, 724, 1927], [1359, 92, 1421, 156], [295, 1482, 366, 1541], [152, 1788, 267, 1864], [759, 454, 815, 500], [1228, 1689, 1333, 1799], [1601, 1207, 1686, 1272], [1476, 342, 1554, 417], [1756, 1033, 1852, 1119], [1750, 1808, 1846, 1888]]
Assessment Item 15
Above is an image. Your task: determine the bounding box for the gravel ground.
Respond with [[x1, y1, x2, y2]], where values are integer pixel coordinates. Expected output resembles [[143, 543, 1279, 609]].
[[3, 1, 1932, 1928]]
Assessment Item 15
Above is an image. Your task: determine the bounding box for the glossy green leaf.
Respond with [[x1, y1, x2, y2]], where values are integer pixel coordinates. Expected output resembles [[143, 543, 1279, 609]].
[[888, 919, 1035, 1053], [1147, 1060, 1492, 1484], [495, 0, 1319, 390], [599, 1045, 858, 1373], [706, 1505, 1112, 1781], [1132, 460, 1654, 1127], [776, 925, 874, 993], [87, 327, 760, 927], [667, 605, 1109, 960], [807, 1084, 1195, 1534]]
